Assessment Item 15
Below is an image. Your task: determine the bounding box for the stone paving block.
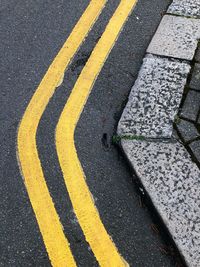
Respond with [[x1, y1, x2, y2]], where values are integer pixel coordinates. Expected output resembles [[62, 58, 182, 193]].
[[195, 47, 200, 63], [176, 119, 199, 143], [189, 140, 200, 161], [118, 55, 190, 138], [180, 90, 200, 122], [190, 63, 200, 90], [167, 0, 200, 18], [147, 15, 200, 60], [198, 116, 200, 125], [122, 139, 200, 267]]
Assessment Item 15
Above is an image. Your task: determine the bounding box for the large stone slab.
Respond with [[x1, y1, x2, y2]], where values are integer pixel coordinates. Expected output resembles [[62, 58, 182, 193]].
[[147, 15, 200, 60], [118, 55, 190, 138], [122, 139, 200, 267], [168, 0, 200, 18]]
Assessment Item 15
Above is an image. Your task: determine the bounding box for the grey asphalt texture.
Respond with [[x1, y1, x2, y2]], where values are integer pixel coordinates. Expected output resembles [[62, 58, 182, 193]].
[[0, 0, 184, 266]]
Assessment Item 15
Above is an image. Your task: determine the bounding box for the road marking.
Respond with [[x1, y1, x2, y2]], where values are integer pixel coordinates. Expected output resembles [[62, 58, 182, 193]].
[[56, 0, 137, 266], [17, 1, 107, 266]]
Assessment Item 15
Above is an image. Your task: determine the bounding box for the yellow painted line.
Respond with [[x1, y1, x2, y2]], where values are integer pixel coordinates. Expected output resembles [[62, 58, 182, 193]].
[[56, 0, 137, 266], [17, 1, 107, 266]]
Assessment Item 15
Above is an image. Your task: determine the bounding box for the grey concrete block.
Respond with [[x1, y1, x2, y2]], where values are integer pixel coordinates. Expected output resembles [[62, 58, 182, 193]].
[[118, 55, 190, 138], [147, 15, 200, 60], [122, 139, 200, 267], [176, 119, 199, 142], [190, 140, 200, 161], [180, 90, 200, 122], [167, 0, 200, 18], [190, 63, 200, 90]]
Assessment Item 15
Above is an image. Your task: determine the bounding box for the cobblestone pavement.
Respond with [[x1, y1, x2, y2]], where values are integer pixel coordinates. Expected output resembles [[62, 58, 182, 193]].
[[176, 44, 200, 166]]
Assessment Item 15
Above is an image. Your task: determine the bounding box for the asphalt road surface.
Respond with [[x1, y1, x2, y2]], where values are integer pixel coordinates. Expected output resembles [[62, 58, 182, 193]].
[[0, 0, 184, 266]]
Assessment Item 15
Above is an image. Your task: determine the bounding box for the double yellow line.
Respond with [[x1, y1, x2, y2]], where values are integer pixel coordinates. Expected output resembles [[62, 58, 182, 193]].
[[17, 0, 137, 266]]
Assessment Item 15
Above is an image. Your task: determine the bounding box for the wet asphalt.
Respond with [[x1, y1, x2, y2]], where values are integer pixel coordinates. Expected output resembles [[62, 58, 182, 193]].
[[0, 0, 185, 266]]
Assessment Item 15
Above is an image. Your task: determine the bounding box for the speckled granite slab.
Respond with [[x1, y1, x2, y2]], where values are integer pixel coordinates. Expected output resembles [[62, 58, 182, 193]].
[[118, 55, 190, 138], [122, 139, 200, 267], [147, 15, 200, 60], [167, 0, 200, 18]]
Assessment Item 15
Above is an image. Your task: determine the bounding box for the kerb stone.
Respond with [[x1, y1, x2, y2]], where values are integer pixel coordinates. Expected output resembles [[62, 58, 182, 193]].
[[118, 55, 190, 138], [147, 15, 200, 60], [167, 0, 200, 18], [122, 139, 200, 267]]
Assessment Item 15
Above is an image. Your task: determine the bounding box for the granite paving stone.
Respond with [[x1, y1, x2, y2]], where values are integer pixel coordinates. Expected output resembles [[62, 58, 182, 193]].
[[167, 0, 200, 18], [198, 115, 200, 125], [189, 140, 200, 161], [118, 55, 190, 138], [176, 119, 199, 143], [190, 63, 200, 90], [147, 15, 200, 60], [122, 139, 200, 267], [180, 90, 200, 122], [195, 47, 200, 63]]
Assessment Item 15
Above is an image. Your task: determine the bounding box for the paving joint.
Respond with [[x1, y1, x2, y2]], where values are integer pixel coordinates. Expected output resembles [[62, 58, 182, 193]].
[[113, 134, 177, 144], [117, 1, 200, 266], [175, 43, 200, 171]]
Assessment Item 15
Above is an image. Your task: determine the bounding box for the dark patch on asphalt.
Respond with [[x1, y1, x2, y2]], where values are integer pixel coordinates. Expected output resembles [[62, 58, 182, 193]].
[[70, 54, 91, 72], [101, 133, 111, 151]]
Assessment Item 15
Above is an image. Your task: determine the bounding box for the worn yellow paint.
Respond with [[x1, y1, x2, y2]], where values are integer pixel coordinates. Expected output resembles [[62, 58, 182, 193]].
[[17, 1, 107, 266], [56, 0, 137, 266]]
